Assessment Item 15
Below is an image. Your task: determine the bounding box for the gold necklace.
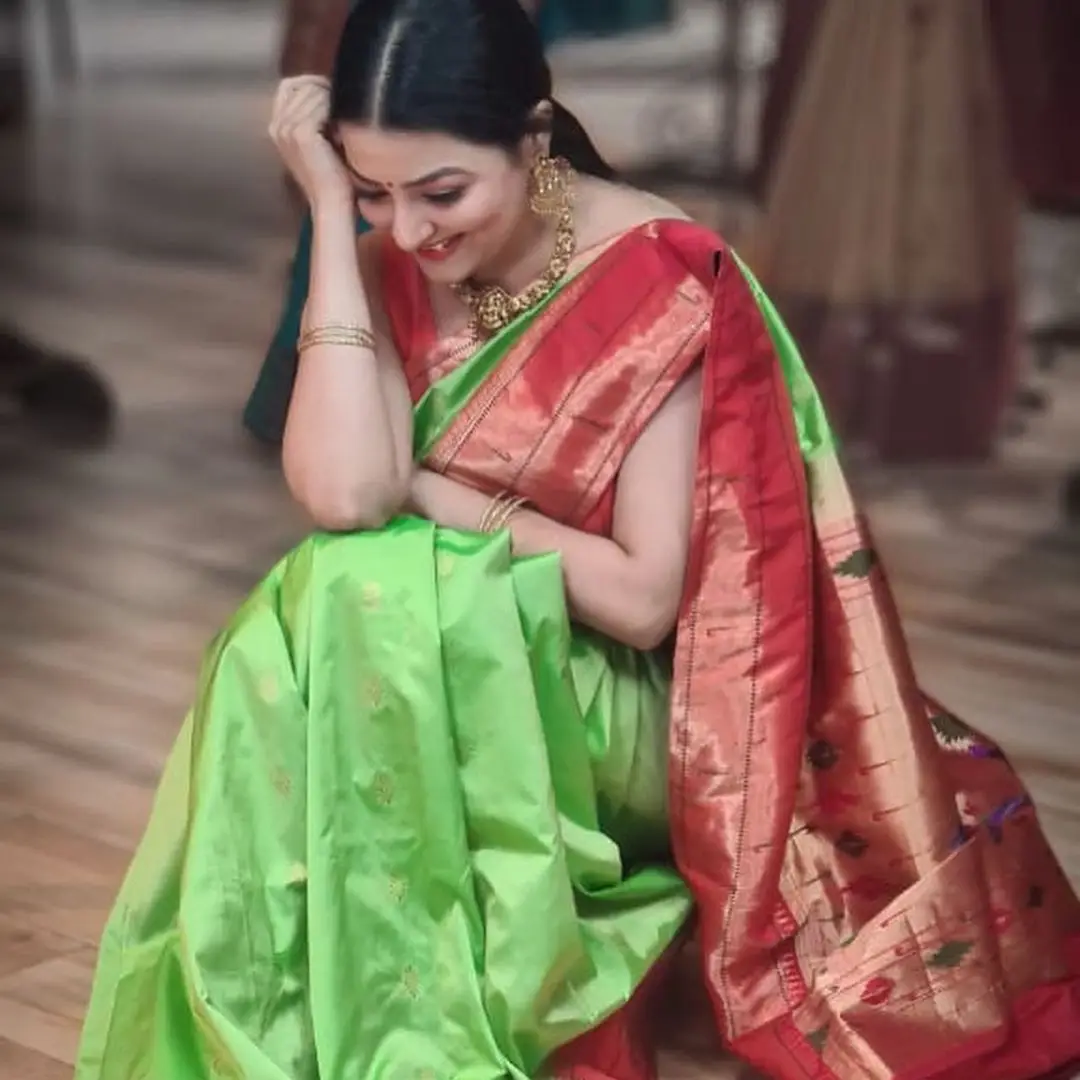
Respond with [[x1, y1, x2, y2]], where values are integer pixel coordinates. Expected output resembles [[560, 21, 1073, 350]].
[[453, 158, 577, 337]]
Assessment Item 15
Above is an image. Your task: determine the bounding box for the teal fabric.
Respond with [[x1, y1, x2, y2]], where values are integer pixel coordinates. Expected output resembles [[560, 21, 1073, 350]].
[[243, 214, 370, 445], [537, 0, 671, 42]]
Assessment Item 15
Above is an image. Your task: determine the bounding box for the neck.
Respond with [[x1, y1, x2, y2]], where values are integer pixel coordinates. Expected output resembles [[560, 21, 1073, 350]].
[[471, 212, 556, 296]]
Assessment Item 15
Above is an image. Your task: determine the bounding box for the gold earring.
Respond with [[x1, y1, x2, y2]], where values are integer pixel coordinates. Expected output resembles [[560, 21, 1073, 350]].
[[528, 154, 573, 218]]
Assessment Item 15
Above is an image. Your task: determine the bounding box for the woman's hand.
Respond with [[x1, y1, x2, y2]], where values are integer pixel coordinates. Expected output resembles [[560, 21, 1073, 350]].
[[268, 76, 352, 211]]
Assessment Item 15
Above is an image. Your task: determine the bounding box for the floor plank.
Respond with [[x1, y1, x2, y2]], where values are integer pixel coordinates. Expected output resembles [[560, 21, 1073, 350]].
[[0, 1036, 73, 1080]]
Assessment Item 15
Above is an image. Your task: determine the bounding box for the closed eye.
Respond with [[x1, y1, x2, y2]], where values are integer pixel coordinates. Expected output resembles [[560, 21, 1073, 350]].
[[424, 190, 465, 206], [355, 188, 388, 202]]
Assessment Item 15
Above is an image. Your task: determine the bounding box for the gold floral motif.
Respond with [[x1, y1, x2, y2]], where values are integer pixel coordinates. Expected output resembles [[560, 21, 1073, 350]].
[[388, 874, 408, 903], [456, 733, 476, 765], [361, 582, 382, 611], [400, 964, 421, 1000], [272, 767, 292, 798], [435, 552, 457, 580], [207, 1045, 242, 1079], [258, 673, 281, 705], [372, 771, 395, 807], [363, 675, 384, 709], [286, 863, 308, 887]]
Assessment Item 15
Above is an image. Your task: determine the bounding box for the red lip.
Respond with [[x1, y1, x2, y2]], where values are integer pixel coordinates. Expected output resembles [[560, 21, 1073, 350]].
[[416, 235, 463, 262]]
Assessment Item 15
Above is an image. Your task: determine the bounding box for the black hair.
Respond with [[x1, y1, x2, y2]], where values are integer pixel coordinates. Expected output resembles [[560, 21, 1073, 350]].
[[328, 0, 617, 180]]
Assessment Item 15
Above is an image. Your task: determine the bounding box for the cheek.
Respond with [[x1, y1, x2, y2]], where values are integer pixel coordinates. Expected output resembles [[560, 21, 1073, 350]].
[[457, 185, 524, 238]]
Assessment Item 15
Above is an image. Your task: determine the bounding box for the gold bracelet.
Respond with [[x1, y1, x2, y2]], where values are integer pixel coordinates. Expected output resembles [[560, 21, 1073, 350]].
[[491, 496, 528, 533], [297, 324, 376, 353], [477, 493, 508, 533], [479, 493, 528, 534]]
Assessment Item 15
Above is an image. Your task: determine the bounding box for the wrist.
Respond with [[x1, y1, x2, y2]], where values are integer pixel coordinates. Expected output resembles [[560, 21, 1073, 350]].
[[403, 470, 421, 515], [408, 468, 435, 511], [310, 192, 356, 225]]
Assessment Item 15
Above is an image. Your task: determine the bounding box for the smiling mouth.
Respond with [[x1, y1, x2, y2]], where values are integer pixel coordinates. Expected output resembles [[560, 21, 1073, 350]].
[[416, 234, 463, 261]]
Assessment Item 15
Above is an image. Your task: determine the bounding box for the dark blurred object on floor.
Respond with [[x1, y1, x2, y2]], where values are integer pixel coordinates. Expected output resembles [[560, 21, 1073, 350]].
[[1064, 471, 1080, 524], [0, 5, 116, 452], [748, 0, 1017, 464], [0, 325, 115, 450]]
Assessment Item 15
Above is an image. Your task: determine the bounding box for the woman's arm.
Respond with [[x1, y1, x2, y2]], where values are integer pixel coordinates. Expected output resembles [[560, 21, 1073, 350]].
[[270, 80, 413, 531], [283, 224, 413, 531], [409, 368, 702, 650]]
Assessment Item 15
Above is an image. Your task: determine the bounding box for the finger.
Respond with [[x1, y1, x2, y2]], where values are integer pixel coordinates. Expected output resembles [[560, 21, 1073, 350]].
[[270, 77, 328, 129], [276, 98, 331, 143], [275, 77, 329, 117], [274, 87, 330, 132], [279, 74, 330, 94], [282, 89, 329, 126], [270, 106, 321, 145]]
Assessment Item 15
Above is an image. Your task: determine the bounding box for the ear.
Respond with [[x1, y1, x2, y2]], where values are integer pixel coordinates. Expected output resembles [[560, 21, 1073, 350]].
[[524, 99, 554, 159]]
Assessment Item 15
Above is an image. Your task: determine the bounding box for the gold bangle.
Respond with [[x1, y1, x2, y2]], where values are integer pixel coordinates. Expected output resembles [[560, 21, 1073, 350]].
[[477, 493, 508, 533], [480, 493, 528, 534], [492, 496, 528, 533], [297, 324, 376, 353]]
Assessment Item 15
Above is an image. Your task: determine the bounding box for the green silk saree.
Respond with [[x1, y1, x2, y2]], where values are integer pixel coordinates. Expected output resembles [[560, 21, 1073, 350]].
[[76, 273, 692, 1080]]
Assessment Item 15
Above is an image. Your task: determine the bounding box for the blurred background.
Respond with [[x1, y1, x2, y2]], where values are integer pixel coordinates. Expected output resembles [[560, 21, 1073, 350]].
[[0, 1, 1078, 1075]]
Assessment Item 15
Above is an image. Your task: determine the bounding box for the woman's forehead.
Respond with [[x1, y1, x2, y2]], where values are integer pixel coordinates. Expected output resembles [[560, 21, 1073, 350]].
[[336, 125, 511, 185]]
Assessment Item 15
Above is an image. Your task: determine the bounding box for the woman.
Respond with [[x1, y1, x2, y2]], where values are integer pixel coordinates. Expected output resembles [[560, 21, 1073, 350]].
[[77, 1, 1080, 1078], [245, 0, 672, 445]]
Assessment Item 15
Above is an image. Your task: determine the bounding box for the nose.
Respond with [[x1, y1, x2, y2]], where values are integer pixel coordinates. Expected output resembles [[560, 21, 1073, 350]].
[[391, 205, 435, 253]]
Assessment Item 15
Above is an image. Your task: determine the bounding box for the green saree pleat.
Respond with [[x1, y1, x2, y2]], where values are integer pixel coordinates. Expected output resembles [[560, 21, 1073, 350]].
[[76, 301, 692, 1080]]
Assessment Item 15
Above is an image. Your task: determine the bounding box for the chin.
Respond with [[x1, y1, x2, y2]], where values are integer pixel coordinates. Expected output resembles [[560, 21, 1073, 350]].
[[412, 247, 483, 287], [412, 256, 467, 283]]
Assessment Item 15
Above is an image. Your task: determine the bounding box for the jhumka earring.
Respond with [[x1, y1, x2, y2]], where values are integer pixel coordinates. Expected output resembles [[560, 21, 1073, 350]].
[[528, 154, 575, 218]]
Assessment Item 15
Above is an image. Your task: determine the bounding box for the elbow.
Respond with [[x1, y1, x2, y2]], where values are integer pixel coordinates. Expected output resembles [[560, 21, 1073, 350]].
[[617, 568, 686, 650], [595, 563, 684, 651], [623, 620, 674, 653], [309, 503, 389, 533], [621, 599, 679, 652], [293, 477, 406, 533]]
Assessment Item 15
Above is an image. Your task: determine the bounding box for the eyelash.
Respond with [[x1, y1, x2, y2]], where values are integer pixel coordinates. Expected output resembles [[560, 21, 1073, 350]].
[[354, 190, 464, 206]]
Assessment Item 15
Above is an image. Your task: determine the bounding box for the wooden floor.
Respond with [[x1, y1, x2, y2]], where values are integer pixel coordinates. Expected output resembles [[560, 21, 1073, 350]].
[[1, 37, 1080, 1080]]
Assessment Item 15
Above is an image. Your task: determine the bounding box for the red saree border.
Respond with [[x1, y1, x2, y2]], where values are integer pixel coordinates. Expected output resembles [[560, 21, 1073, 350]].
[[736, 964, 1080, 1080], [662, 226, 1080, 1079], [381, 222, 712, 531], [666, 228, 815, 1035], [429, 233, 711, 527]]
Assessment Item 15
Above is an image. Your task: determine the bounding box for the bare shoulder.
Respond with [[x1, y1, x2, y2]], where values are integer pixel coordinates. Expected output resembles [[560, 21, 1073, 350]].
[[574, 176, 693, 249], [619, 185, 695, 224]]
